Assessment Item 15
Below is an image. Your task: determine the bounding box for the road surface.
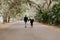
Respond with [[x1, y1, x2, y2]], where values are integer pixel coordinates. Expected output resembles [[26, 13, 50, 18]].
[[0, 21, 60, 40]]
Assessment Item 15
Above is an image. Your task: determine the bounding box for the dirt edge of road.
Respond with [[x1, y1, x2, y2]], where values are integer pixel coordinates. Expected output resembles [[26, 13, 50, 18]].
[[0, 22, 16, 30], [37, 22, 60, 31]]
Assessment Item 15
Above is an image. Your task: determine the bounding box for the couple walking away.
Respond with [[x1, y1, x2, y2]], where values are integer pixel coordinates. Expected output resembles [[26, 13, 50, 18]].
[[24, 15, 34, 28]]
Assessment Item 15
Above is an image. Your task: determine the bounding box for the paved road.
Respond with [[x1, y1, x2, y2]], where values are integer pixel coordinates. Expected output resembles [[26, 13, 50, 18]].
[[0, 21, 60, 40]]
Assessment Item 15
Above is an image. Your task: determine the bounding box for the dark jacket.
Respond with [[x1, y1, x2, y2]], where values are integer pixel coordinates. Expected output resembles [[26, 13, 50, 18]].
[[30, 19, 34, 23], [24, 16, 28, 22]]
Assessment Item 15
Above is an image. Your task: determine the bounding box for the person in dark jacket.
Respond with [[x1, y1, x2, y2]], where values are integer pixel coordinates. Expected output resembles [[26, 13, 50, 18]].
[[24, 15, 28, 28], [29, 19, 34, 28]]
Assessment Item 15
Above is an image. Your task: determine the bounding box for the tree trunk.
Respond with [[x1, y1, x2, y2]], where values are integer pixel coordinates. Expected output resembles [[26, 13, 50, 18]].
[[3, 13, 8, 23], [7, 16, 10, 23], [3, 16, 7, 23]]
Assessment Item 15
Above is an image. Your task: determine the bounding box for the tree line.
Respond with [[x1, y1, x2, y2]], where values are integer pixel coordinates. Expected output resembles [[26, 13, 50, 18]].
[[35, 0, 60, 26], [0, 0, 60, 26], [0, 0, 30, 23]]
